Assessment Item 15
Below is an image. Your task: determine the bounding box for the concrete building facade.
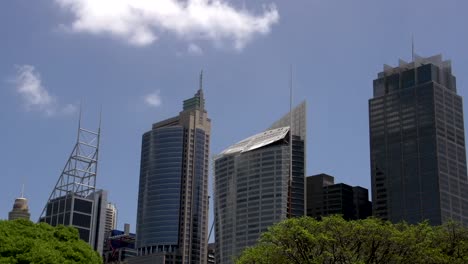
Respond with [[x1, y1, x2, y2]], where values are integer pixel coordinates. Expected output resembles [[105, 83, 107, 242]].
[[105, 203, 117, 235]]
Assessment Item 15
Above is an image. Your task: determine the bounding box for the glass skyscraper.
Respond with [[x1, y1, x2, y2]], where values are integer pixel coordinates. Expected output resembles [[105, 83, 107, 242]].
[[369, 54, 468, 225], [214, 102, 306, 264], [135, 80, 211, 264]]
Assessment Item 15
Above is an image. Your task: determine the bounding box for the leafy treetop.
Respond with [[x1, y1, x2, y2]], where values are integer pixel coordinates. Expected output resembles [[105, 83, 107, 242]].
[[0, 219, 101, 264], [236, 216, 468, 264]]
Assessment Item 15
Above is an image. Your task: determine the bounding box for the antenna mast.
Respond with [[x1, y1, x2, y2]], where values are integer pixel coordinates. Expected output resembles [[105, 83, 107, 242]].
[[289, 65, 293, 182], [288, 65, 293, 217], [199, 70, 203, 91]]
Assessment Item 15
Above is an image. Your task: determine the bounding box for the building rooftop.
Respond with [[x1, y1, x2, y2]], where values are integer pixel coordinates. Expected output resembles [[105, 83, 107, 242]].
[[12, 197, 29, 211], [378, 54, 452, 78], [218, 126, 290, 156]]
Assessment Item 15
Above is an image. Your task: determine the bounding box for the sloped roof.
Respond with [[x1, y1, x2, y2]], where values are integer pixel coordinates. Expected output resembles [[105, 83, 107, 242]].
[[220, 126, 290, 156]]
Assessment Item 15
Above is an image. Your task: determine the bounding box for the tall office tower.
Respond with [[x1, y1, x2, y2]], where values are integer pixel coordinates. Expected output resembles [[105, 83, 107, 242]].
[[369, 54, 468, 225], [135, 74, 211, 264], [306, 174, 372, 220], [39, 116, 108, 254], [105, 203, 117, 235], [8, 187, 30, 221], [214, 102, 306, 264]]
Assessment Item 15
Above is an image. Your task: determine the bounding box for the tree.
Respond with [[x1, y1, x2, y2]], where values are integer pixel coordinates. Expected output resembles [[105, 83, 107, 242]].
[[236, 216, 468, 264], [0, 219, 102, 264]]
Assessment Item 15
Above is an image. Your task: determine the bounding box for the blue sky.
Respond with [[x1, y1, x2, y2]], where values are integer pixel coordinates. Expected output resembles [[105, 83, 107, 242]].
[[1, 0, 468, 236]]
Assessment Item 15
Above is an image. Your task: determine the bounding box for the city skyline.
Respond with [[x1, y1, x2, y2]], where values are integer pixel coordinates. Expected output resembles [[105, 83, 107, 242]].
[[2, 0, 468, 235]]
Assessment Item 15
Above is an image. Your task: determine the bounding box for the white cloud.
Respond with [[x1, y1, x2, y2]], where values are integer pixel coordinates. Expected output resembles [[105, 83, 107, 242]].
[[144, 90, 162, 107], [62, 104, 78, 115], [188, 43, 203, 55], [13, 65, 76, 116], [55, 0, 279, 49]]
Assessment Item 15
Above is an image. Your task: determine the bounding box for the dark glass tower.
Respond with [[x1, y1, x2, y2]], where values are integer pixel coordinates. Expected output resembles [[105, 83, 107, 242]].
[[369, 54, 468, 225], [136, 76, 210, 264]]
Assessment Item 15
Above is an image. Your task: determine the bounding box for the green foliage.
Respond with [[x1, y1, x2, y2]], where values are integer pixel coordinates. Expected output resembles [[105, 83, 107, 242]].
[[0, 219, 101, 264], [236, 216, 468, 264]]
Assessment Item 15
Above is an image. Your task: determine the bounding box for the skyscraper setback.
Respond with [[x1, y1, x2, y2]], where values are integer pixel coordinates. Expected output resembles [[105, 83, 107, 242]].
[[135, 74, 211, 264], [214, 102, 306, 264], [369, 54, 468, 225]]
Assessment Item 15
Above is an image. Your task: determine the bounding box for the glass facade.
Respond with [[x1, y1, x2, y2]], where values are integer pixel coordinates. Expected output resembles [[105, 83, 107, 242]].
[[135, 87, 211, 264], [214, 143, 289, 264], [291, 136, 305, 216], [188, 128, 207, 263], [370, 55, 468, 225], [215, 102, 306, 264], [40, 190, 107, 254], [137, 126, 184, 249]]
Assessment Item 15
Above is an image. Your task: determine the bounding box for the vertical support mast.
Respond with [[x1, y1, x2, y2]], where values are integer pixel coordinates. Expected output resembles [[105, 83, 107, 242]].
[[289, 65, 293, 182], [289, 65, 293, 216], [200, 70, 203, 91]]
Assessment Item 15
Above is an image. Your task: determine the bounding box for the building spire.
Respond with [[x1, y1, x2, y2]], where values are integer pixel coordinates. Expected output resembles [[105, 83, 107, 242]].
[[411, 34, 415, 62], [21, 183, 24, 198], [199, 70, 203, 91]]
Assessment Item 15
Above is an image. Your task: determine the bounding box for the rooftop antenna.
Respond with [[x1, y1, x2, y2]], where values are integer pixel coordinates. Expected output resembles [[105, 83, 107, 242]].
[[411, 34, 415, 62], [77, 100, 83, 143], [199, 70, 203, 91], [21, 183, 25, 198], [288, 64, 293, 217], [289, 65, 293, 181], [98, 105, 102, 134]]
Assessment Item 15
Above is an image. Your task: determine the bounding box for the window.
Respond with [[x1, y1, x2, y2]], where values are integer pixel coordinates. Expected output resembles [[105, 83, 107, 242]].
[[402, 69, 415, 88]]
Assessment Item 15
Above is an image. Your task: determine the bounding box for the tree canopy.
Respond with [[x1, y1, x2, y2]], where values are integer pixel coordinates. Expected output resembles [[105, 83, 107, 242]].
[[236, 216, 468, 264], [0, 219, 101, 264]]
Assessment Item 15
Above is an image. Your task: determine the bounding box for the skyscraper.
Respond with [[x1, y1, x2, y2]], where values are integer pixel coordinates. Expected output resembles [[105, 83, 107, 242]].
[[369, 54, 468, 225], [135, 73, 211, 264], [105, 203, 117, 236], [103, 202, 118, 257], [39, 116, 108, 254], [214, 102, 306, 264]]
